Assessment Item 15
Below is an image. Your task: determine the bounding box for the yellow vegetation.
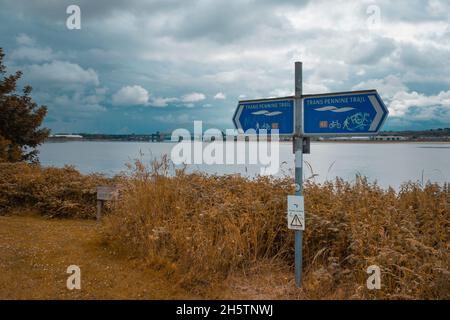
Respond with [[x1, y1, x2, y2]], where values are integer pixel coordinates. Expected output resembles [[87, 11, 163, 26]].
[[0, 162, 113, 218], [1, 160, 448, 299], [104, 158, 449, 299]]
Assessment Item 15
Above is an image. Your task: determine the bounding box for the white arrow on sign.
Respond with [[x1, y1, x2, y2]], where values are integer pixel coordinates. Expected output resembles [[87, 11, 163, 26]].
[[368, 94, 384, 131], [302, 90, 389, 136], [232, 96, 295, 135], [234, 103, 244, 131]]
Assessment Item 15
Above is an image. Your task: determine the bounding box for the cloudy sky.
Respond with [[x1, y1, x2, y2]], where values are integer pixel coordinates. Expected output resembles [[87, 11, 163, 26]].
[[0, 0, 449, 134]]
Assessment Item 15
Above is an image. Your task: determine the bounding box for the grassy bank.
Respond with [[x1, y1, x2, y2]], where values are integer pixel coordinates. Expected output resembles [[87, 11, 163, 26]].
[[0, 161, 449, 299], [0, 162, 116, 218]]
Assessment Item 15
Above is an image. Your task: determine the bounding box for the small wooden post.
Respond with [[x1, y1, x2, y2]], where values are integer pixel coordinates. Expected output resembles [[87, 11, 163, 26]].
[[96, 186, 119, 221], [96, 200, 103, 221]]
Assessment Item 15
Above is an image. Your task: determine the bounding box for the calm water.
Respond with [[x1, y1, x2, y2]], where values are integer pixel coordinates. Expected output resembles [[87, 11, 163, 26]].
[[38, 141, 450, 189]]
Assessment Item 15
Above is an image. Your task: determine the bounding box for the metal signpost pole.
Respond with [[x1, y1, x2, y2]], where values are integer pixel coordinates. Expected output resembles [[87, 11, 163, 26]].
[[233, 61, 388, 289], [294, 61, 303, 287]]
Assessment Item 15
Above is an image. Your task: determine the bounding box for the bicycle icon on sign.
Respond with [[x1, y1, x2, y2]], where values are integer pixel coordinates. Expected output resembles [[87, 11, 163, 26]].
[[326, 112, 371, 131], [329, 120, 342, 129]]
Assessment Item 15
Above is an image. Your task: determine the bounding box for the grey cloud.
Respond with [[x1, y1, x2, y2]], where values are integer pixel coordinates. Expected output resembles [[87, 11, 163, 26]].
[[161, 1, 293, 43], [375, 0, 450, 23], [38, 91, 106, 127], [0, 0, 182, 22], [1, 0, 449, 133], [10, 46, 56, 62], [349, 37, 396, 65], [399, 43, 450, 69], [1, 0, 310, 45]]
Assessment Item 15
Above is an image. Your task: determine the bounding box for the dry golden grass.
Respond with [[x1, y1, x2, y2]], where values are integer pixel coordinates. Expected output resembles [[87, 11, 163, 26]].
[[103, 158, 449, 299], [1, 161, 448, 299], [0, 162, 115, 218], [0, 214, 195, 299]]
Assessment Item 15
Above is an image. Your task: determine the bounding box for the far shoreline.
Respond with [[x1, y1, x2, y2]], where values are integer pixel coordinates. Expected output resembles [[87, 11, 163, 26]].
[[44, 138, 450, 144]]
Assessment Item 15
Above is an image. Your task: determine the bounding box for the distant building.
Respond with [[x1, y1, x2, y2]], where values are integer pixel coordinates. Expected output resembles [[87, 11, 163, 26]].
[[373, 135, 407, 141], [50, 134, 83, 139], [320, 136, 371, 141]]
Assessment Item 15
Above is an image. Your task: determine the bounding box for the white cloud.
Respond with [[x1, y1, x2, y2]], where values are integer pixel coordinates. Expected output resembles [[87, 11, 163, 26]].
[[11, 33, 57, 62], [112, 88, 178, 107], [352, 75, 408, 100], [389, 90, 450, 117], [149, 96, 178, 107], [25, 60, 99, 85], [213, 92, 226, 100], [181, 92, 206, 103], [12, 36, 107, 122], [112, 85, 149, 106], [353, 76, 450, 119], [269, 88, 293, 98], [304, 82, 329, 94]]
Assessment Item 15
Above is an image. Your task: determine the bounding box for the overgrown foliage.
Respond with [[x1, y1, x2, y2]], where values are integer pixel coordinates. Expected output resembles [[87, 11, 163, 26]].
[[0, 48, 49, 162], [0, 162, 112, 218], [1, 161, 448, 298], [103, 159, 449, 299]]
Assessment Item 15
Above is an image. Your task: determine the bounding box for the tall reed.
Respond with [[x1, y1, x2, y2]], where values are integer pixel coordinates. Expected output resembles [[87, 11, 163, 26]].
[[104, 159, 449, 298]]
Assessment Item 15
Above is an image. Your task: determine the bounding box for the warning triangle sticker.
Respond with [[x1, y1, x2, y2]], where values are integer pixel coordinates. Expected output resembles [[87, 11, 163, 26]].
[[291, 214, 303, 228]]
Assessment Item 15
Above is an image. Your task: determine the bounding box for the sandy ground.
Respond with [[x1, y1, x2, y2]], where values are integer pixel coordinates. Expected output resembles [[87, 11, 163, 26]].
[[0, 214, 198, 299], [0, 214, 301, 300]]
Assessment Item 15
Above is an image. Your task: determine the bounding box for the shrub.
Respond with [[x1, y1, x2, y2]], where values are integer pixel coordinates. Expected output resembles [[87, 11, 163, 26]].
[[103, 158, 293, 291], [0, 162, 113, 218], [104, 159, 449, 298], [1, 160, 448, 298]]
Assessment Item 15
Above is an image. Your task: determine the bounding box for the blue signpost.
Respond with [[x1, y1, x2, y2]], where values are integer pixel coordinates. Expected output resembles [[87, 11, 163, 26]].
[[233, 97, 295, 135], [302, 90, 388, 136], [232, 63, 389, 289]]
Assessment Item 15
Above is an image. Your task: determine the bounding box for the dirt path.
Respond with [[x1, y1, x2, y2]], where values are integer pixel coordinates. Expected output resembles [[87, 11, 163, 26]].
[[0, 214, 197, 299], [0, 214, 302, 299]]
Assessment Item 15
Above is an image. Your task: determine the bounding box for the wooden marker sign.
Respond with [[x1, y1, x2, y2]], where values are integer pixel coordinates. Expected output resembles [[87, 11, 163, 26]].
[[96, 186, 119, 220], [97, 186, 119, 201]]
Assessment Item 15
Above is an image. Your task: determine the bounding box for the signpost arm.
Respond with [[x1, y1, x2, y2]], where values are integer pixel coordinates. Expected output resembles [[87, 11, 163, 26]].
[[294, 61, 303, 287]]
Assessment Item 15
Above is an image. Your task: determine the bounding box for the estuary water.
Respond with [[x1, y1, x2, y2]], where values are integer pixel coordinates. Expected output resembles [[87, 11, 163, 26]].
[[38, 141, 450, 189]]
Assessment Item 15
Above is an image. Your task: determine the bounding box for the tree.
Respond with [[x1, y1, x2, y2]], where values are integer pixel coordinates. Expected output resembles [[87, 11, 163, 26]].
[[0, 48, 50, 162]]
